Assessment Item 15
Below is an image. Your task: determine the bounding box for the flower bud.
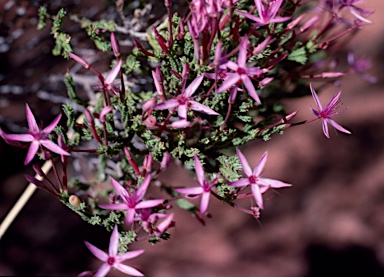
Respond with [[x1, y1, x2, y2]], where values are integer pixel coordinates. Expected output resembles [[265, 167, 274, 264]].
[[69, 195, 81, 207]]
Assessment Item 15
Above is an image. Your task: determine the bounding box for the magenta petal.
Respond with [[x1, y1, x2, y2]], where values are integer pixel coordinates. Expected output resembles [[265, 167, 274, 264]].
[[236, 148, 252, 176], [310, 83, 323, 110], [189, 101, 219, 115], [178, 104, 188, 119], [258, 178, 292, 188], [251, 184, 264, 209], [135, 199, 164, 209], [136, 174, 151, 200], [170, 120, 191, 128], [117, 250, 145, 263], [154, 99, 179, 110], [4, 133, 33, 142], [253, 151, 268, 177], [41, 140, 70, 156], [109, 225, 119, 257], [114, 263, 144, 277], [110, 177, 129, 200], [321, 119, 330, 138], [43, 113, 62, 134], [200, 191, 210, 214], [85, 241, 108, 262], [242, 75, 261, 104], [236, 10, 264, 25], [156, 213, 174, 234], [25, 104, 39, 133], [25, 140, 39, 165], [94, 263, 111, 277], [105, 59, 122, 85], [174, 187, 204, 195], [238, 36, 248, 67], [99, 203, 127, 210], [194, 155, 205, 186], [126, 208, 136, 225], [217, 74, 240, 94], [184, 75, 204, 98], [230, 178, 250, 187], [327, 118, 351, 135]]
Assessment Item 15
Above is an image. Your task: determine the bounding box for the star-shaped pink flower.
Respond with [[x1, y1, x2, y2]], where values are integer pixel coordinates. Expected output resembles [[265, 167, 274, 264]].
[[230, 148, 291, 209], [84, 225, 144, 277], [154, 73, 219, 120], [100, 175, 164, 225], [237, 0, 290, 26], [216, 36, 266, 104], [174, 155, 218, 215], [310, 83, 351, 138], [1, 104, 70, 165]]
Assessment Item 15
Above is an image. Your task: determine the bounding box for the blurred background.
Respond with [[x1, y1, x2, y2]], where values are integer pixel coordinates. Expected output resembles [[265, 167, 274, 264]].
[[0, 0, 383, 276]]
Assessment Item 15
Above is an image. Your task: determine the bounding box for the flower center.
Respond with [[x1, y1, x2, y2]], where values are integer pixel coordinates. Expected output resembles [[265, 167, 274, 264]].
[[107, 257, 116, 266], [237, 67, 246, 75], [178, 95, 188, 105], [248, 175, 258, 184]]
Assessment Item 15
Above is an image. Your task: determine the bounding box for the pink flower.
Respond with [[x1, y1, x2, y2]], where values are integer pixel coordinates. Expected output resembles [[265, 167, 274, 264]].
[[174, 155, 218, 214], [237, 0, 290, 26], [100, 176, 164, 225], [310, 83, 351, 138], [216, 36, 266, 104], [154, 72, 219, 120], [1, 104, 70, 165], [84, 225, 144, 277], [230, 148, 291, 209]]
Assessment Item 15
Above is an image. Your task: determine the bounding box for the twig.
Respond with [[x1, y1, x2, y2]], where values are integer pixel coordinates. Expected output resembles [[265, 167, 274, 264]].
[[0, 161, 52, 239]]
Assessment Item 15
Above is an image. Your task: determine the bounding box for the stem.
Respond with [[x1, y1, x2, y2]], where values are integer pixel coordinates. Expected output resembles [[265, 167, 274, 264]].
[[0, 161, 52, 239]]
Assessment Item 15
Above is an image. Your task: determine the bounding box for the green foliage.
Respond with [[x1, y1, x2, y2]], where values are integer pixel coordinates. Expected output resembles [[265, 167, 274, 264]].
[[37, 6, 48, 30]]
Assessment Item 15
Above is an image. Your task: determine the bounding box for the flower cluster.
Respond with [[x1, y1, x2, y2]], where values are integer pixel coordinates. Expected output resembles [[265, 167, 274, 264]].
[[1, 0, 375, 275]]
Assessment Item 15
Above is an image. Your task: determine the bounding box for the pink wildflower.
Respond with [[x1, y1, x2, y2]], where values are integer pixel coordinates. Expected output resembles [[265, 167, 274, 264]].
[[230, 148, 291, 209], [310, 83, 351, 138], [1, 104, 70, 165], [84, 225, 144, 277], [174, 155, 218, 215]]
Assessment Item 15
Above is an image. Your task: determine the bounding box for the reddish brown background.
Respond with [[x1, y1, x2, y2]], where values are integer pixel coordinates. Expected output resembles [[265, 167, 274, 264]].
[[1, 1, 383, 276]]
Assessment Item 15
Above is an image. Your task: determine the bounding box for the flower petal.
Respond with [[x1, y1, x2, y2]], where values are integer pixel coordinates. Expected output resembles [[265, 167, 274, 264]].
[[85, 241, 108, 262], [216, 74, 240, 94], [109, 225, 119, 257], [189, 101, 219, 115], [242, 75, 261, 104], [253, 151, 268, 177], [117, 249, 145, 262], [135, 199, 164, 209], [327, 118, 351, 135], [184, 75, 204, 98], [40, 140, 70, 156], [174, 186, 204, 195], [94, 263, 111, 277], [236, 148, 252, 176], [200, 191, 210, 214], [3, 133, 33, 142], [230, 178, 250, 187], [194, 155, 205, 186], [114, 263, 144, 277], [42, 113, 62, 134], [251, 184, 264, 209], [136, 174, 151, 200], [110, 177, 130, 200], [258, 177, 292, 188], [26, 104, 39, 133], [154, 99, 179, 110], [105, 59, 122, 86], [25, 140, 40, 165], [321, 119, 330, 138], [310, 83, 323, 110]]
